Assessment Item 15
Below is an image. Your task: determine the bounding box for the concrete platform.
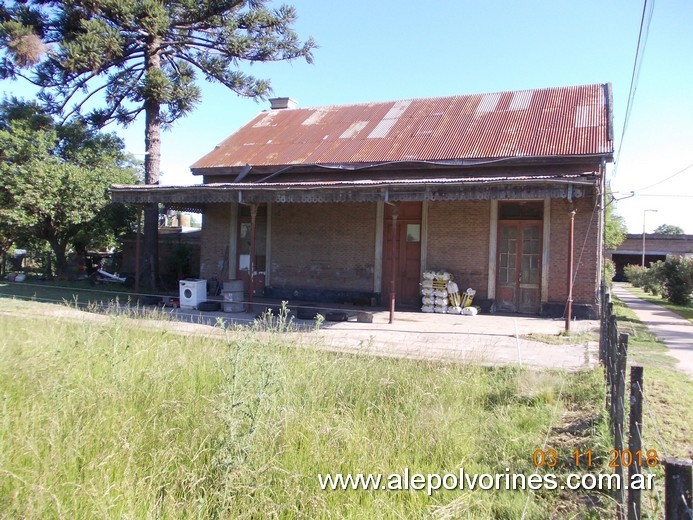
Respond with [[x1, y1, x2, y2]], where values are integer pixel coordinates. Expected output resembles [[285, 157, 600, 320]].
[[167, 302, 599, 372]]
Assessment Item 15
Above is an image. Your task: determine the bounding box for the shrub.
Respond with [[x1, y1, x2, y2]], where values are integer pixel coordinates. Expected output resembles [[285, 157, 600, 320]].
[[642, 260, 665, 296], [660, 257, 693, 305], [603, 258, 616, 287], [624, 264, 644, 287]]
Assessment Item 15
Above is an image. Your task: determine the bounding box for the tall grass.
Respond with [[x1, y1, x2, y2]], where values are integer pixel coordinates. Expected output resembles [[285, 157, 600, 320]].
[[0, 313, 227, 518], [0, 302, 601, 518]]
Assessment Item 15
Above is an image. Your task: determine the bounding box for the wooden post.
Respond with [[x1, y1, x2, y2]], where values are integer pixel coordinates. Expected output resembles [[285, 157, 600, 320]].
[[135, 206, 142, 296], [628, 365, 643, 520], [389, 205, 398, 324], [664, 458, 692, 519], [565, 207, 576, 332], [614, 332, 629, 520], [599, 283, 609, 364], [606, 312, 618, 414], [248, 203, 257, 314]]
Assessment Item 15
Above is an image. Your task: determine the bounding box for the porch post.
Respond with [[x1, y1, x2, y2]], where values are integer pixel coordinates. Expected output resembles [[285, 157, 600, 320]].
[[373, 201, 384, 294], [488, 200, 498, 301], [565, 206, 576, 332], [134, 206, 142, 295], [389, 204, 399, 324], [249, 202, 258, 313]]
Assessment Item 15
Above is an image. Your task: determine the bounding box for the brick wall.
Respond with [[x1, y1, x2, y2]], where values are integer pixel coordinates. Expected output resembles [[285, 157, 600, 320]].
[[270, 203, 376, 291], [196, 196, 602, 312], [547, 195, 600, 306], [199, 204, 231, 281], [426, 201, 491, 298]]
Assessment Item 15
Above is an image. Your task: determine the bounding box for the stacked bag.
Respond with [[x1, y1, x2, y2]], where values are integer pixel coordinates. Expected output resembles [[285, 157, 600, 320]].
[[420, 270, 452, 313], [420, 270, 477, 315]]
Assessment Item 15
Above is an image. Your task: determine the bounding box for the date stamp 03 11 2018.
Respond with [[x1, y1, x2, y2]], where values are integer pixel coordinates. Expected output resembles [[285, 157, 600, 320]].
[[532, 449, 660, 469]]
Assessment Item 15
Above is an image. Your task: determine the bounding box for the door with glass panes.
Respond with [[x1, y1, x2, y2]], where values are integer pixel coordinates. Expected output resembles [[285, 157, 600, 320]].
[[496, 219, 542, 314]]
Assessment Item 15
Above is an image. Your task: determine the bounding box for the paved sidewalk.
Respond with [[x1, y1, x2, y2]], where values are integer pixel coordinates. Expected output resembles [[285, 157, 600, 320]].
[[611, 283, 693, 379]]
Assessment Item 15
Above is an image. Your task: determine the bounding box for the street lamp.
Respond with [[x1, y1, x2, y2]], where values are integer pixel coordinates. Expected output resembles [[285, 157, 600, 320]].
[[642, 209, 658, 267]]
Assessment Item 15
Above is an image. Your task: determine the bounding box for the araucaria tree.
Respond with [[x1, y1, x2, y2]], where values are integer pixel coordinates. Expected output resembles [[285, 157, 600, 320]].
[[1, 0, 315, 287]]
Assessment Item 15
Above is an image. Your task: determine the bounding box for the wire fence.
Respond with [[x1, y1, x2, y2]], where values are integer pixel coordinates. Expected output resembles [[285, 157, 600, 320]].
[[0, 279, 402, 333], [600, 282, 692, 519]]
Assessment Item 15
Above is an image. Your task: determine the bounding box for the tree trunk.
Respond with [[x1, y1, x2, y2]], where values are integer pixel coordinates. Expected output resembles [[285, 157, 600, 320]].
[[141, 38, 162, 290], [48, 237, 68, 278]]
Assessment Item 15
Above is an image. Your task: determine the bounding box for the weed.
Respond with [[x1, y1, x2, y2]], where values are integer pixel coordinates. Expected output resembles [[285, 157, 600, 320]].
[[0, 298, 610, 518]]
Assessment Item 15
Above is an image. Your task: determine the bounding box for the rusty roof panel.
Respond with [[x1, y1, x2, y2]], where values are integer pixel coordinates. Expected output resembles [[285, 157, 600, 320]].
[[191, 84, 613, 171]]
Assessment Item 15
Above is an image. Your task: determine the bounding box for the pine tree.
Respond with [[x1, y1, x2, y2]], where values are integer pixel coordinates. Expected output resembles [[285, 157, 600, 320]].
[[1, 0, 315, 287]]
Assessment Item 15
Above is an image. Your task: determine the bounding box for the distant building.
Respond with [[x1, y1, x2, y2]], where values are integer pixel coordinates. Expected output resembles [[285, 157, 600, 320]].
[[608, 233, 693, 280]]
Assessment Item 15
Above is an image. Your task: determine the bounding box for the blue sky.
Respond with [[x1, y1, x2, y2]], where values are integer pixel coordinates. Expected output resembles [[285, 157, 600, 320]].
[[2, 0, 691, 233]]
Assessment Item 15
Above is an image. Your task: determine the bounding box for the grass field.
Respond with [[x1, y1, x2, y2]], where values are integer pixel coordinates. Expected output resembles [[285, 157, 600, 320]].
[[0, 298, 610, 519]]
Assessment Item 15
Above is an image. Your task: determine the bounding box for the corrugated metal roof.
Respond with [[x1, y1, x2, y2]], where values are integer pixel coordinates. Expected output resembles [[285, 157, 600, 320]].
[[191, 84, 613, 171]]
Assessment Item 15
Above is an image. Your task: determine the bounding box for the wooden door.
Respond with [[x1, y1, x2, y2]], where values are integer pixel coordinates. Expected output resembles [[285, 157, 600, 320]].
[[237, 210, 266, 296], [496, 221, 542, 313], [382, 203, 422, 307]]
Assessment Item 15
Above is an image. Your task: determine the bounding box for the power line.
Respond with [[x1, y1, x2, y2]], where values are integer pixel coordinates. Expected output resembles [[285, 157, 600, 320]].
[[611, 0, 656, 182], [630, 160, 693, 193], [636, 194, 693, 198], [609, 159, 693, 203]]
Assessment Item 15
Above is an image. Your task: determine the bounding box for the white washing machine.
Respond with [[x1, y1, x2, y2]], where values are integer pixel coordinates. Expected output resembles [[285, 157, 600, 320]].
[[179, 279, 207, 309]]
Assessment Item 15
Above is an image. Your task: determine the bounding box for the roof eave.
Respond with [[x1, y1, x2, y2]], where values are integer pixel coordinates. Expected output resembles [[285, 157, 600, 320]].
[[192, 152, 613, 178]]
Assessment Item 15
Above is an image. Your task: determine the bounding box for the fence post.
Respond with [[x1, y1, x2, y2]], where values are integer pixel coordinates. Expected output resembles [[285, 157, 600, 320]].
[[613, 333, 628, 520], [599, 283, 609, 363], [663, 458, 693, 520], [607, 313, 618, 434], [628, 365, 643, 520], [664, 458, 692, 519]]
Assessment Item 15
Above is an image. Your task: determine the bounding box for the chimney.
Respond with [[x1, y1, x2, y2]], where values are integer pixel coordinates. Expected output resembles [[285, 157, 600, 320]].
[[269, 97, 298, 110]]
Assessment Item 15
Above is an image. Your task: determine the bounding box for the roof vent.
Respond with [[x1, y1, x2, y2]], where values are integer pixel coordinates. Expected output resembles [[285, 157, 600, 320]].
[[269, 97, 298, 110]]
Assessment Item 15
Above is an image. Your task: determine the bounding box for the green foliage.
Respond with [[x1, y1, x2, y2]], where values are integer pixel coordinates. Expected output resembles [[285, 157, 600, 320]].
[[624, 258, 692, 305], [1, 0, 315, 287], [642, 260, 664, 295], [604, 191, 627, 250], [0, 0, 316, 127], [653, 223, 684, 235], [624, 264, 644, 287], [659, 257, 693, 305], [0, 98, 138, 275], [624, 262, 663, 295], [168, 242, 192, 279], [603, 258, 616, 286]]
